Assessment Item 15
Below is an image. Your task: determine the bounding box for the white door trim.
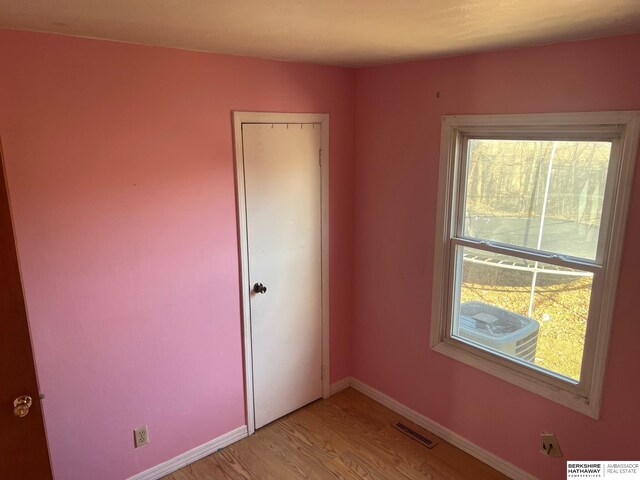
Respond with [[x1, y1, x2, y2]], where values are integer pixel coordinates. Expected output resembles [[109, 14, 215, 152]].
[[232, 111, 330, 435]]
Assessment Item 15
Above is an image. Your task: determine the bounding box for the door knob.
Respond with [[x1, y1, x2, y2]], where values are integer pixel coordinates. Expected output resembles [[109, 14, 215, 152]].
[[13, 395, 32, 418], [253, 283, 267, 294]]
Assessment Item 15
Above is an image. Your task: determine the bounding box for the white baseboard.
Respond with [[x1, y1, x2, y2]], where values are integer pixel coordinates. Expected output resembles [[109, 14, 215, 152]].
[[345, 378, 536, 480], [128, 425, 248, 480], [329, 377, 351, 395], [129, 378, 534, 480]]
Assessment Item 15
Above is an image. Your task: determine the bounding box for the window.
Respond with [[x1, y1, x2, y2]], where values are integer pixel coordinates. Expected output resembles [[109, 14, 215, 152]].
[[430, 112, 640, 417]]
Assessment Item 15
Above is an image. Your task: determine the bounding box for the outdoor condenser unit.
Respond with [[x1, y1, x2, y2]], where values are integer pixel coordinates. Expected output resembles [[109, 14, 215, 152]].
[[456, 301, 540, 362]]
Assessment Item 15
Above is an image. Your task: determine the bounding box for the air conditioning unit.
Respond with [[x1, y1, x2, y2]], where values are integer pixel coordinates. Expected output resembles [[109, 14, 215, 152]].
[[456, 301, 539, 362]]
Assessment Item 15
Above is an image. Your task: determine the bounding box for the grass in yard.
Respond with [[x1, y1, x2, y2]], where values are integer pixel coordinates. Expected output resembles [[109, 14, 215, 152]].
[[460, 262, 592, 381]]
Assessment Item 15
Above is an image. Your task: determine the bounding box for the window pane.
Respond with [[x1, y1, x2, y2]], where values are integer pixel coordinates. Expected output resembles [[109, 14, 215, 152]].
[[463, 139, 612, 261], [452, 246, 593, 381]]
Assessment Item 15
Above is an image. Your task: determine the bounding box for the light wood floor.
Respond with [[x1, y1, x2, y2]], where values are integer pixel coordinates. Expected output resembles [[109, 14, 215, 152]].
[[165, 388, 509, 480]]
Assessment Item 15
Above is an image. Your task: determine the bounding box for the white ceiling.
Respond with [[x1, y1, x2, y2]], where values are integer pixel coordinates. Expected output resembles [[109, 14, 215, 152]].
[[1, 0, 640, 66]]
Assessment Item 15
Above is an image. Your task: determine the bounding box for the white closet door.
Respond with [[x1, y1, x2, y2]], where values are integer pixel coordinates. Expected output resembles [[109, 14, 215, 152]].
[[242, 123, 322, 429]]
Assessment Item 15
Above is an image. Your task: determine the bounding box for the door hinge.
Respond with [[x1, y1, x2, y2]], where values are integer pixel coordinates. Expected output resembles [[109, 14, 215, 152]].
[[319, 149, 322, 167]]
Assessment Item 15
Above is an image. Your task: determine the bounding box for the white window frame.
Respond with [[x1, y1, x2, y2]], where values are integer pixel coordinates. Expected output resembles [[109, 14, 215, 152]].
[[430, 111, 640, 418]]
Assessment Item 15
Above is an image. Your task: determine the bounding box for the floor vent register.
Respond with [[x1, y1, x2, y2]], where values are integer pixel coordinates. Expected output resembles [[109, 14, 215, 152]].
[[393, 422, 438, 449]]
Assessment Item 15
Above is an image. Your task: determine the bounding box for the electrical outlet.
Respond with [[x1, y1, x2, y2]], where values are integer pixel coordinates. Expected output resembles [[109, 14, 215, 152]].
[[134, 426, 149, 448], [540, 433, 562, 457]]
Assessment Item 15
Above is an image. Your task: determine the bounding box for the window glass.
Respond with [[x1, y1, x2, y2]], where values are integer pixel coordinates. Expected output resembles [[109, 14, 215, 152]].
[[452, 246, 593, 381], [463, 140, 612, 261]]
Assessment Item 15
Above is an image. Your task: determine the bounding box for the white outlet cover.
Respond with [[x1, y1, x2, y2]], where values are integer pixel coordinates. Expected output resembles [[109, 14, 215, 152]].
[[134, 426, 149, 448]]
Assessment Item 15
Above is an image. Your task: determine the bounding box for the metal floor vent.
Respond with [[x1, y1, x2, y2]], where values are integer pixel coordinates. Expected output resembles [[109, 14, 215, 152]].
[[393, 422, 438, 449]]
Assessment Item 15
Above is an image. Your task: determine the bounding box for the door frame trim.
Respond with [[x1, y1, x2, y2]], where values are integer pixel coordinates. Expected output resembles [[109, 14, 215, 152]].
[[232, 111, 330, 435]]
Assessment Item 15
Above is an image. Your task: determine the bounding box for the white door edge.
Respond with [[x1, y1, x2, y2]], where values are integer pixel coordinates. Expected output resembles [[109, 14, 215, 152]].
[[232, 111, 330, 435]]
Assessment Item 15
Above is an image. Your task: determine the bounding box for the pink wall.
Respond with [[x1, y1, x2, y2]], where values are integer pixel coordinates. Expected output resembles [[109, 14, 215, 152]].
[[4, 26, 640, 480], [0, 29, 354, 479], [353, 35, 640, 478]]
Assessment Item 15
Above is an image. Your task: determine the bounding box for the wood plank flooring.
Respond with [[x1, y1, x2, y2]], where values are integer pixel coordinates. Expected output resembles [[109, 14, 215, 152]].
[[164, 388, 509, 480]]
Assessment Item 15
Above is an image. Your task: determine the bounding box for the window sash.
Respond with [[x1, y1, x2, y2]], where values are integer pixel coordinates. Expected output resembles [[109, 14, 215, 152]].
[[450, 237, 602, 273], [442, 243, 598, 385], [453, 135, 622, 266], [444, 242, 600, 387]]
